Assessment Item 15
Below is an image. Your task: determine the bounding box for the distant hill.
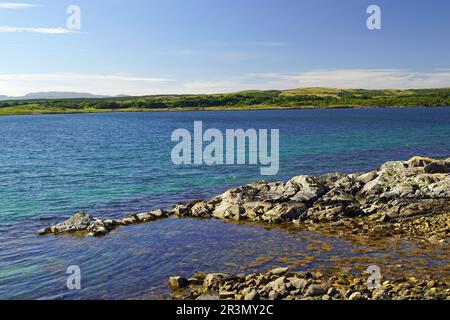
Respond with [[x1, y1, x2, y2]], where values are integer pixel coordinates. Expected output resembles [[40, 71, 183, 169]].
[[1, 87, 449, 115], [0, 92, 110, 101]]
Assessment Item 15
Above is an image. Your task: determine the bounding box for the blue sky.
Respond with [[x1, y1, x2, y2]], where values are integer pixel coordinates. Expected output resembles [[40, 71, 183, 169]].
[[0, 0, 449, 96]]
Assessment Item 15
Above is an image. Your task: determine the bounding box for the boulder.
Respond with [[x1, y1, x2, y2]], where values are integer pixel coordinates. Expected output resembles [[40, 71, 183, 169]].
[[305, 284, 329, 297], [169, 276, 189, 290], [204, 273, 229, 290]]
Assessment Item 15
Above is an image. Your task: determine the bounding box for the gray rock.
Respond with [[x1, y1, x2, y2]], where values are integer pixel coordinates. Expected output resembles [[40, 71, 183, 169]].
[[424, 160, 450, 174], [269, 267, 289, 275], [288, 277, 309, 291], [219, 291, 236, 299], [38, 212, 94, 235], [196, 292, 220, 300], [305, 284, 329, 297], [267, 276, 286, 293], [348, 292, 365, 300], [39, 156, 450, 244], [327, 287, 339, 297], [169, 276, 189, 290], [204, 273, 229, 289], [244, 291, 259, 300], [268, 290, 280, 300], [136, 212, 156, 222]]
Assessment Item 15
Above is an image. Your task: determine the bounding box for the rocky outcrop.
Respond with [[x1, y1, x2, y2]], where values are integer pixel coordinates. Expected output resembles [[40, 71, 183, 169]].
[[38, 209, 169, 237], [170, 156, 450, 242], [38, 156, 449, 241], [174, 157, 449, 225], [169, 268, 449, 300]]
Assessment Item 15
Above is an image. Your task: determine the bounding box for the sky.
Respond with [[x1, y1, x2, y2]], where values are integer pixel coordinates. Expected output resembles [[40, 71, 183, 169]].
[[0, 0, 449, 96]]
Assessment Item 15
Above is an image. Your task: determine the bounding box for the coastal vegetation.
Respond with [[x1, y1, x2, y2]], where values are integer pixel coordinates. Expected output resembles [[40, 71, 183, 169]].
[[1, 87, 450, 115]]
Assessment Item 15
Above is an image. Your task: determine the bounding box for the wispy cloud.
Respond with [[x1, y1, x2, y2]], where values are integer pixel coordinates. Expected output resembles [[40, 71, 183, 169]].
[[0, 26, 78, 34], [0, 2, 36, 9], [250, 69, 450, 89], [2, 69, 449, 97], [184, 69, 450, 93]]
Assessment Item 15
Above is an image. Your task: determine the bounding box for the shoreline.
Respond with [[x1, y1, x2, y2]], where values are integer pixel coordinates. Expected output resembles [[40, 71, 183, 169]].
[[39, 155, 450, 242], [37, 155, 450, 300], [1, 104, 449, 117], [169, 268, 449, 300]]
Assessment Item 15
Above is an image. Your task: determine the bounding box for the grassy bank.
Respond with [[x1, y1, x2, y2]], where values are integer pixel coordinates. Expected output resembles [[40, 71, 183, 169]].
[[1, 87, 450, 115]]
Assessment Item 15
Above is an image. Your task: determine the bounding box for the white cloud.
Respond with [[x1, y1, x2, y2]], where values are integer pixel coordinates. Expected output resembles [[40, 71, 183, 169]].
[[283, 69, 413, 88], [1, 69, 449, 97], [0, 26, 78, 34], [184, 69, 450, 93], [259, 69, 450, 89], [0, 2, 36, 9]]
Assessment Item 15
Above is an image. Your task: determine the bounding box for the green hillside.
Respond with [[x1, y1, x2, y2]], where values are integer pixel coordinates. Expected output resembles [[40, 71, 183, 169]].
[[1, 87, 450, 115]]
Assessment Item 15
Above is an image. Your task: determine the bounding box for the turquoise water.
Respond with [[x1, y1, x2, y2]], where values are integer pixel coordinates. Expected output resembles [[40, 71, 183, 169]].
[[0, 107, 449, 299]]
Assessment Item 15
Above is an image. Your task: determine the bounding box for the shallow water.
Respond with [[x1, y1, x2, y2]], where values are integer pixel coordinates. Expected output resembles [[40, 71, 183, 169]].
[[0, 107, 449, 299], [2, 217, 448, 300]]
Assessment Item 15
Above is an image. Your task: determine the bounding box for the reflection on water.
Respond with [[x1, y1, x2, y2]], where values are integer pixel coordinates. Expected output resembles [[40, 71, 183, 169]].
[[1, 217, 448, 300]]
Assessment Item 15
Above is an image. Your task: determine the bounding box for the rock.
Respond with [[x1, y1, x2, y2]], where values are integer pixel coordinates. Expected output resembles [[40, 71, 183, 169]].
[[38, 212, 94, 235], [89, 226, 108, 237], [305, 284, 328, 297], [196, 292, 220, 300], [372, 289, 390, 300], [119, 215, 138, 225], [190, 202, 213, 217], [151, 209, 167, 218], [261, 203, 307, 223], [37, 226, 53, 235], [424, 160, 450, 174], [136, 212, 156, 222], [267, 277, 286, 293], [169, 268, 449, 301], [244, 291, 259, 300], [348, 292, 364, 300], [288, 277, 309, 291], [169, 276, 189, 290], [188, 277, 203, 286], [219, 291, 236, 299], [38, 208, 172, 237], [269, 267, 289, 275], [408, 156, 434, 168], [327, 287, 339, 297], [39, 156, 450, 244], [204, 273, 229, 289], [268, 290, 280, 300], [172, 203, 192, 216]]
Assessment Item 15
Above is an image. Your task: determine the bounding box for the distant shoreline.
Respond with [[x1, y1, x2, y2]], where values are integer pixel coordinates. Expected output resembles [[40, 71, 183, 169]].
[[1, 104, 449, 117], [1, 87, 449, 116]]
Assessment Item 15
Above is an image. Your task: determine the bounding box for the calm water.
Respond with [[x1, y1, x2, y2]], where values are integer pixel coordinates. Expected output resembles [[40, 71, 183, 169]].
[[0, 107, 449, 299]]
